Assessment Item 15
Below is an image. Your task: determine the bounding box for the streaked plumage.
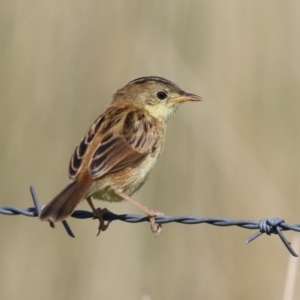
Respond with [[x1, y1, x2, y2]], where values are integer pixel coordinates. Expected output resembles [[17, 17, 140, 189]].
[[39, 76, 201, 235]]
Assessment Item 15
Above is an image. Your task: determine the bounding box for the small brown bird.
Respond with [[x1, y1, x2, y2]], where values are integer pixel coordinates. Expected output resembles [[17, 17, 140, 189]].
[[39, 76, 201, 235]]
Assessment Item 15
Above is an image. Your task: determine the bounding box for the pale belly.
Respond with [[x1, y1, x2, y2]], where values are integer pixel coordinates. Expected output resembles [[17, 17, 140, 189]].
[[87, 150, 161, 202]]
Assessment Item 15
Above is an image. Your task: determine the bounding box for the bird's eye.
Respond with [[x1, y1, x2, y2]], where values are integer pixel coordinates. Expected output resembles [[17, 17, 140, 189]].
[[156, 91, 167, 101]]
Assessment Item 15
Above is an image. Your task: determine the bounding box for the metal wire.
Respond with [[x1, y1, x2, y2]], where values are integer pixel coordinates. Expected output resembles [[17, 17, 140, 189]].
[[1, 186, 300, 257]]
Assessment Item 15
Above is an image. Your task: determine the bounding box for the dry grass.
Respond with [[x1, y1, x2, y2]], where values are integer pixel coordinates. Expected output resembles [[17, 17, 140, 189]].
[[1, 1, 300, 299]]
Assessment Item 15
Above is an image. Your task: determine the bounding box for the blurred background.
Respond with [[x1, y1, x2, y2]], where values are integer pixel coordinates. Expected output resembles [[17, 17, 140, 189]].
[[1, 1, 300, 299]]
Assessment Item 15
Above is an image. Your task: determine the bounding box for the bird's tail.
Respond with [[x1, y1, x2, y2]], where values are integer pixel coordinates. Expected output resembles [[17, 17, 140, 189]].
[[39, 180, 89, 222]]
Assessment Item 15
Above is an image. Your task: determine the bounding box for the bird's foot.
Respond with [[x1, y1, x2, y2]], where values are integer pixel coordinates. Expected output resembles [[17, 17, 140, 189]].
[[93, 207, 112, 236], [148, 210, 164, 237]]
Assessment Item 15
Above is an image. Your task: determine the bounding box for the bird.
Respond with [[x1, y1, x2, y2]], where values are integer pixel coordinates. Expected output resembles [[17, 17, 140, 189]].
[[39, 76, 201, 235]]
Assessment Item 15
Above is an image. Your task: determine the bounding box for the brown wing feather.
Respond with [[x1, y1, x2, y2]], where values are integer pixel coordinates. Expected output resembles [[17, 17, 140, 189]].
[[89, 108, 160, 180], [69, 114, 105, 179]]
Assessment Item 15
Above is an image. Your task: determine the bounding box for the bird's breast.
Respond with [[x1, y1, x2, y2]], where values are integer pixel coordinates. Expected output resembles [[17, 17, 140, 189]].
[[88, 143, 163, 202]]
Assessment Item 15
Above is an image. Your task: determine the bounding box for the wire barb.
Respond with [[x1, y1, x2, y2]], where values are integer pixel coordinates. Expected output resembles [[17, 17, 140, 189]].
[[0, 186, 299, 257]]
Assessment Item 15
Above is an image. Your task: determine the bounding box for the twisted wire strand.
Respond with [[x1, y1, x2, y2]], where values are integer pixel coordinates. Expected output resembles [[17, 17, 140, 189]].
[[1, 186, 299, 257]]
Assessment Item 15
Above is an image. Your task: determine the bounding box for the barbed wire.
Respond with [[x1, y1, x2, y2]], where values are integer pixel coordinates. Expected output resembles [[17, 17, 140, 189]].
[[1, 186, 300, 257]]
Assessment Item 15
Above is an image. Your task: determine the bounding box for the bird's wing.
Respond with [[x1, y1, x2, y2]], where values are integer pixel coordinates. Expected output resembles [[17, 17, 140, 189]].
[[69, 114, 105, 179], [89, 108, 160, 179]]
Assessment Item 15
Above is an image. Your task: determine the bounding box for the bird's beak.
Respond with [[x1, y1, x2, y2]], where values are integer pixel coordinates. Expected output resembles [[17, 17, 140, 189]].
[[170, 92, 202, 103]]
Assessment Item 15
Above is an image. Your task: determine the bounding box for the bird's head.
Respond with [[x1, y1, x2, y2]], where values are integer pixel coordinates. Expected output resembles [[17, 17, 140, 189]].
[[113, 76, 202, 122]]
